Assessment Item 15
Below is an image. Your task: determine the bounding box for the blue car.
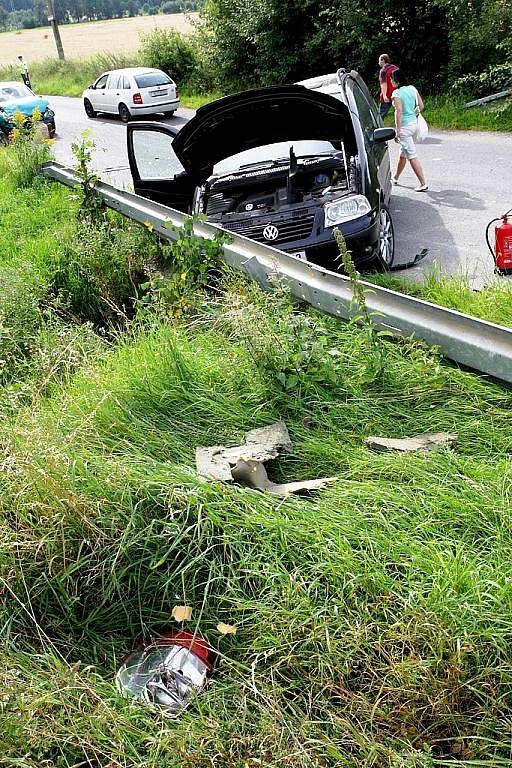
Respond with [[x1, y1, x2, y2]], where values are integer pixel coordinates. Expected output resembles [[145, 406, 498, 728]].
[[0, 81, 56, 139]]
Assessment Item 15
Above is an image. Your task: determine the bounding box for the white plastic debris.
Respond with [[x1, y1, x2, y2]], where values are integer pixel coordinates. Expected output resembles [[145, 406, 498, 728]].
[[196, 422, 337, 495], [364, 432, 458, 453]]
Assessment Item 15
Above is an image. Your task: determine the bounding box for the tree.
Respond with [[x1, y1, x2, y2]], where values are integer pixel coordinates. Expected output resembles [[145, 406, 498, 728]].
[[200, 0, 498, 93]]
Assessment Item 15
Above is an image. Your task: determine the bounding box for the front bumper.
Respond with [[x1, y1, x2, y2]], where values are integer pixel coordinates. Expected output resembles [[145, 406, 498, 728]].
[[297, 216, 381, 269], [130, 98, 180, 115], [221, 205, 380, 270]]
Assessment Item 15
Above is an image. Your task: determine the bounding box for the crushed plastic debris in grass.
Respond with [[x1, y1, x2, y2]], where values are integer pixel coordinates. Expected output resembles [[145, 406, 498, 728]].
[[116, 631, 215, 718], [364, 432, 458, 453], [196, 422, 337, 495]]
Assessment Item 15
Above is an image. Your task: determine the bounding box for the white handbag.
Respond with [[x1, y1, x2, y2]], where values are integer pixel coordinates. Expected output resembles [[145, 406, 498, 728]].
[[414, 88, 429, 143], [416, 113, 429, 142]]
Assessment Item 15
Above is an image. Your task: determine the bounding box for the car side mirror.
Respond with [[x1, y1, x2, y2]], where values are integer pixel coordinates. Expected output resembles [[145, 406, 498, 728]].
[[89, 84, 95, 90], [373, 127, 396, 143]]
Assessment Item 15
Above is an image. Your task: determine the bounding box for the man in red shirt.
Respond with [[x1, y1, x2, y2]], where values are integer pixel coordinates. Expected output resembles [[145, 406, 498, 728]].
[[378, 54, 398, 120]]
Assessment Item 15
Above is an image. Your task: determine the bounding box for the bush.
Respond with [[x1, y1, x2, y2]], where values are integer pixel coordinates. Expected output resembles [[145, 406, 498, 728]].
[[451, 63, 512, 101], [139, 28, 199, 90]]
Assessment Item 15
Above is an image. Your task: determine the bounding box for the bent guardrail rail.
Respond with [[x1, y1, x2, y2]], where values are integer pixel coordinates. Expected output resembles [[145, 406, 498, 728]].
[[43, 161, 512, 385]]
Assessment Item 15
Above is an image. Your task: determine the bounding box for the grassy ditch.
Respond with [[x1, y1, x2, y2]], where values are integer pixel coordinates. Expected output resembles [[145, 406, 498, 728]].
[[3, 141, 512, 765], [0, 135, 151, 411]]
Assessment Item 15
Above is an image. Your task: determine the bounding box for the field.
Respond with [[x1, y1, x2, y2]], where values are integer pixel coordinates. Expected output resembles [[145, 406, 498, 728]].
[[0, 12, 197, 67]]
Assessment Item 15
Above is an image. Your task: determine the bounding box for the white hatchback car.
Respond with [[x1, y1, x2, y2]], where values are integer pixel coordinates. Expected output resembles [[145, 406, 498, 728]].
[[82, 67, 180, 123]]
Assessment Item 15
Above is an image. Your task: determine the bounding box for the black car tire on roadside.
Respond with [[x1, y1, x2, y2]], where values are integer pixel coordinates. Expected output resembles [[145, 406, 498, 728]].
[[119, 103, 131, 123], [0, 131, 8, 146], [376, 205, 395, 270], [163, 111, 175, 118], [84, 99, 97, 119]]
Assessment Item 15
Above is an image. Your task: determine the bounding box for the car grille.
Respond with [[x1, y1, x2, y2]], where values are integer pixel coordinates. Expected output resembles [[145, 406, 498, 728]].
[[224, 213, 316, 245]]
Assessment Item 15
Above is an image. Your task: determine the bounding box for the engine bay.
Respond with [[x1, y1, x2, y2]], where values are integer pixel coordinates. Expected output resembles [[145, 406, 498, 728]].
[[193, 143, 358, 221]]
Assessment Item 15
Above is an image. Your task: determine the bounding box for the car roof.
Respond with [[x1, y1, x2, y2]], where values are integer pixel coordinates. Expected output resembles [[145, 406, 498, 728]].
[[297, 72, 353, 105], [105, 68, 165, 76], [0, 81, 27, 88]]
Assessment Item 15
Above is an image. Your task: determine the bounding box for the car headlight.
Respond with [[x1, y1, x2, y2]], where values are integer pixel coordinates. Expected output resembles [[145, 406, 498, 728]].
[[324, 195, 371, 227]]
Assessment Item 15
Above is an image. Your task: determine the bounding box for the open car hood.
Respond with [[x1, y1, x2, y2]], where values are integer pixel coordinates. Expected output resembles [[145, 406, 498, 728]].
[[172, 85, 355, 179]]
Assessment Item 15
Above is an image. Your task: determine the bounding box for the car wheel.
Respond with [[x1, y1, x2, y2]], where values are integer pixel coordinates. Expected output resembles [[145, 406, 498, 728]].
[[118, 103, 131, 123], [48, 121, 56, 138], [84, 99, 97, 119], [377, 205, 395, 269], [0, 131, 8, 147], [163, 110, 175, 118]]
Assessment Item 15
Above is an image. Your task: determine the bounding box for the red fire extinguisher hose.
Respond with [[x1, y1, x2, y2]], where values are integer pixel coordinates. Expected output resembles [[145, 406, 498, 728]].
[[486, 208, 512, 269], [486, 217, 501, 261]]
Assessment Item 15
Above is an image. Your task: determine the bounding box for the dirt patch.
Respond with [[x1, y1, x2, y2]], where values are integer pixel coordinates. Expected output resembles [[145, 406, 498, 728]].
[[0, 13, 197, 67]]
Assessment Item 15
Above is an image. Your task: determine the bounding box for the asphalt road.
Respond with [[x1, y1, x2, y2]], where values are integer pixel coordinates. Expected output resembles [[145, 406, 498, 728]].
[[49, 95, 194, 189], [49, 94, 512, 287]]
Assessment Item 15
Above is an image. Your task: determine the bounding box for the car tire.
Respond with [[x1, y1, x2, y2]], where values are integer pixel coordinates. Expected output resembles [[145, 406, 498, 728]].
[[48, 121, 56, 139], [119, 103, 131, 123], [163, 110, 175, 118], [84, 99, 97, 119], [376, 204, 395, 269], [0, 131, 8, 147]]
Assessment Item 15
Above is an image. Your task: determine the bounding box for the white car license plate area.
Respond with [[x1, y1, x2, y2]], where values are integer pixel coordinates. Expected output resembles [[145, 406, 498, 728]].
[[150, 89, 168, 98]]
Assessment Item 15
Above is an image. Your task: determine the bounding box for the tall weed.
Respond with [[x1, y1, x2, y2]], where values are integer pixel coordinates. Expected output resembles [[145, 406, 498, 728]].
[[0, 111, 52, 188], [46, 218, 149, 327]]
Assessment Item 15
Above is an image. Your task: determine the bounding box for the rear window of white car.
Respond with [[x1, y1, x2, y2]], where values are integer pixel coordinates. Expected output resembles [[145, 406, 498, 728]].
[[135, 73, 172, 88]]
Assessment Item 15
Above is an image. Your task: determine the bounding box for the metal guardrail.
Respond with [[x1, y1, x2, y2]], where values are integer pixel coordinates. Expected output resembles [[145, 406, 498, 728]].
[[464, 89, 512, 109], [43, 161, 512, 385]]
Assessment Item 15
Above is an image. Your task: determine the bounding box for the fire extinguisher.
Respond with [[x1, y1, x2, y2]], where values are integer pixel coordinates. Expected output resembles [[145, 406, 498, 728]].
[[486, 208, 512, 274]]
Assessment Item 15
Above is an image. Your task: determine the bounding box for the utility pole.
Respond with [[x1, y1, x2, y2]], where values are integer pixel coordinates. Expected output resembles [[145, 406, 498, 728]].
[[47, 0, 65, 60]]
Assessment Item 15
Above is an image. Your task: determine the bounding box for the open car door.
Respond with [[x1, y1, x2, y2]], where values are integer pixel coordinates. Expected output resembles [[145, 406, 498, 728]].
[[127, 123, 196, 214]]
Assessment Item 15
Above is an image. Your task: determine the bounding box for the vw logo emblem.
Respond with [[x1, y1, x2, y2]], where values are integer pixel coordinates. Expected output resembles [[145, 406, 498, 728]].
[[263, 224, 279, 241]]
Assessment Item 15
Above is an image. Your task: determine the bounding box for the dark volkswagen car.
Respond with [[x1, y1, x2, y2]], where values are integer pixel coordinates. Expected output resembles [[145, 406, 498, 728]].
[[127, 70, 396, 269]]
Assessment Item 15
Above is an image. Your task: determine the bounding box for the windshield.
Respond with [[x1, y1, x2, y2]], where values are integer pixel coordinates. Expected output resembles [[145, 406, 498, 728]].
[[213, 140, 338, 175], [0, 84, 34, 103], [135, 72, 172, 89]]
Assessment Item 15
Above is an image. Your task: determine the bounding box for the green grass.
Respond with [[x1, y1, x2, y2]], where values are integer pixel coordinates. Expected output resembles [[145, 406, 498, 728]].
[[424, 94, 512, 132], [0, 139, 150, 404], [179, 90, 222, 109], [4, 146, 512, 765], [0, 54, 137, 98], [369, 267, 512, 327], [3, 279, 512, 765]]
